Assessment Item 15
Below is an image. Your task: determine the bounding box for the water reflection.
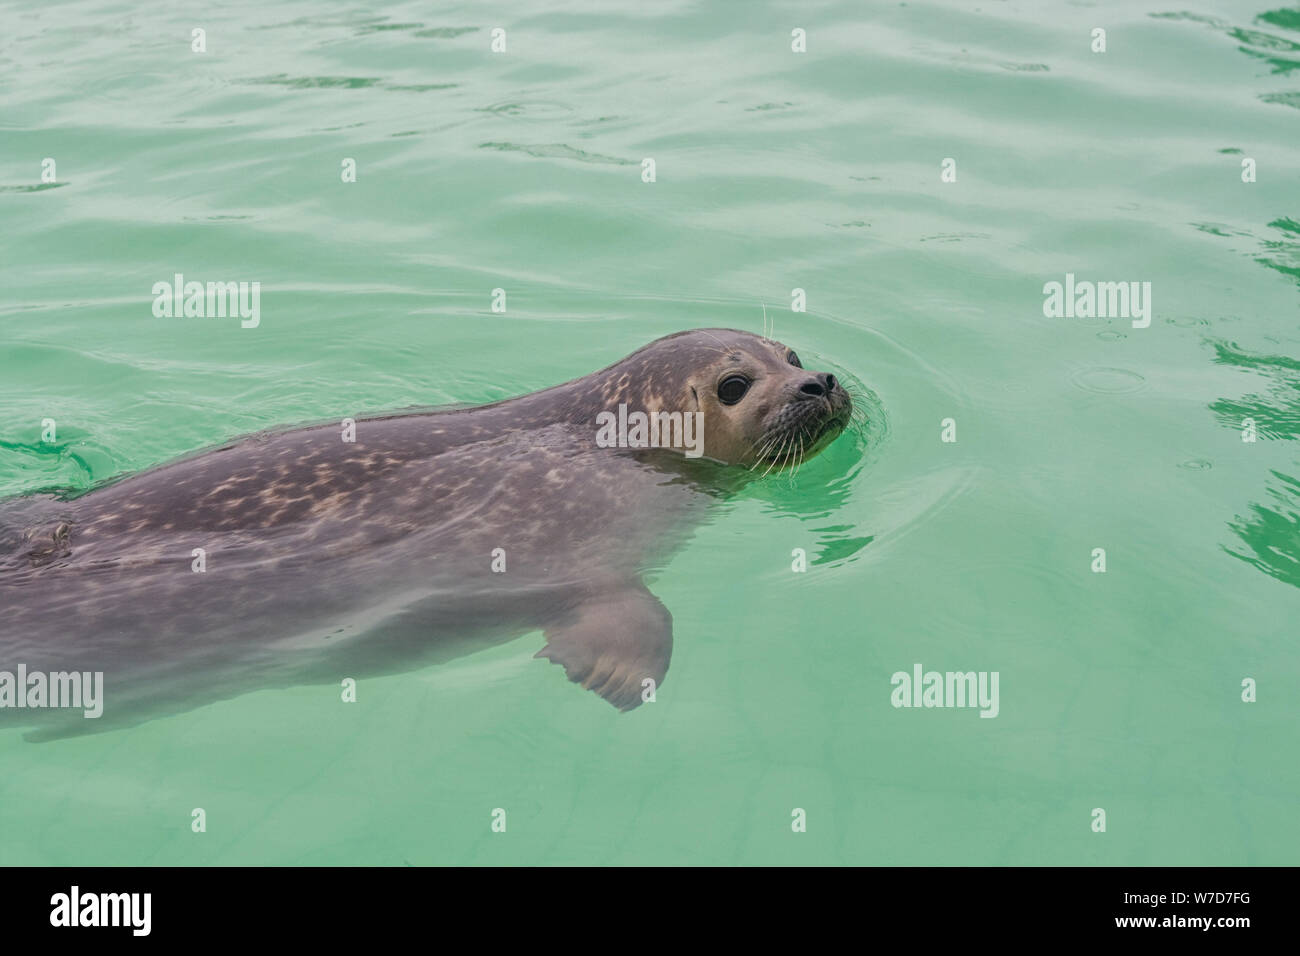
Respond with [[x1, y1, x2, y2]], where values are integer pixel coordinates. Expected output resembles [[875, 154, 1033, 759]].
[[1225, 469, 1300, 588], [1211, 211, 1300, 587]]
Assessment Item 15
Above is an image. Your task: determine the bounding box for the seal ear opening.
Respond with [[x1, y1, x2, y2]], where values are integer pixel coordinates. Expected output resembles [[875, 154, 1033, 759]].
[[690, 386, 699, 410], [535, 583, 672, 711]]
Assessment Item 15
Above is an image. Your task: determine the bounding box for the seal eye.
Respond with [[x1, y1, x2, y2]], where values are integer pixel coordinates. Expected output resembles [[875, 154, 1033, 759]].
[[717, 375, 751, 405], [788, 351, 802, 368]]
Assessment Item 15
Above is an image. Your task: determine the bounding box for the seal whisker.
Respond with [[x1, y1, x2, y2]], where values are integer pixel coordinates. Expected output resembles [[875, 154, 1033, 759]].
[[749, 431, 783, 471], [791, 429, 809, 480], [752, 439, 777, 475], [754, 434, 769, 476], [762, 434, 791, 480], [691, 330, 736, 355], [787, 432, 804, 481]]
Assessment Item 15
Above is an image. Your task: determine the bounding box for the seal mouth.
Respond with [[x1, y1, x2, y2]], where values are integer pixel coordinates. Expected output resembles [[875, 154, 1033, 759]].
[[755, 412, 849, 470], [811, 413, 848, 444]]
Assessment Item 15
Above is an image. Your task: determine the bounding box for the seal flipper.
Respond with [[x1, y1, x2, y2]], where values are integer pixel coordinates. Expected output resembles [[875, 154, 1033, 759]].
[[535, 583, 672, 711]]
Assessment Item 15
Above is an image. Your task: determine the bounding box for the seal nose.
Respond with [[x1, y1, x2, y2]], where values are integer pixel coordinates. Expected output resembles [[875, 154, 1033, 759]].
[[799, 373, 836, 397]]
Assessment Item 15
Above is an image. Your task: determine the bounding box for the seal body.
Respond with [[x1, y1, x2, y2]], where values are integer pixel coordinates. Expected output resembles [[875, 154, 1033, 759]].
[[0, 329, 852, 738]]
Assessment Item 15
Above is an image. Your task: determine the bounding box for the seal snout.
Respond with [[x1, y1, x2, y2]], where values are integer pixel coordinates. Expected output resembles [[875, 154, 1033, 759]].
[[792, 370, 851, 427], [798, 372, 837, 398], [751, 365, 853, 471]]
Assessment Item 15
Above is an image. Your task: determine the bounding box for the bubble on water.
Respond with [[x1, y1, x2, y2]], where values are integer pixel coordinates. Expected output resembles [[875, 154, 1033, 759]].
[[1178, 459, 1213, 471], [1071, 367, 1146, 394], [1097, 330, 1127, 341]]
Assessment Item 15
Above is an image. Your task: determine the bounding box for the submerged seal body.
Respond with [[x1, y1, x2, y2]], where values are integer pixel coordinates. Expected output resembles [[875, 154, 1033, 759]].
[[0, 329, 852, 738]]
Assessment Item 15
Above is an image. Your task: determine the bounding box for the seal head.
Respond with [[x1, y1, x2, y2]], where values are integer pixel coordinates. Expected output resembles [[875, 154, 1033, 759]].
[[582, 328, 853, 469]]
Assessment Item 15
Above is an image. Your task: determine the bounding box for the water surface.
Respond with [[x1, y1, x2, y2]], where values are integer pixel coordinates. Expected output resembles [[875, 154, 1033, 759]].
[[0, 0, 1297, 865]]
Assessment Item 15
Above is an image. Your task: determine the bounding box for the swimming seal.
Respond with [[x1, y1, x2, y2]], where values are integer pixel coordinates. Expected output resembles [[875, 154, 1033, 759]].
[[0, 328, 853, 738]]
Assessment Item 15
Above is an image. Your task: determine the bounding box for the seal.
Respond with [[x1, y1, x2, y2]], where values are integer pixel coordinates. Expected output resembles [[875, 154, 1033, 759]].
[[0, 328, 853, 738]]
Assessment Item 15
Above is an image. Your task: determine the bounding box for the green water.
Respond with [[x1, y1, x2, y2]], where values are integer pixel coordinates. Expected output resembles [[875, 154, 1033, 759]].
[[1, 0, 1298, 865]]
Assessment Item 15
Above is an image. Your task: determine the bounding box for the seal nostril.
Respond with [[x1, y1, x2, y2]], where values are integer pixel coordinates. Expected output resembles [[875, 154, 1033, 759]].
[[799, 379, 825, 397], [825, 373, 837, 392]]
